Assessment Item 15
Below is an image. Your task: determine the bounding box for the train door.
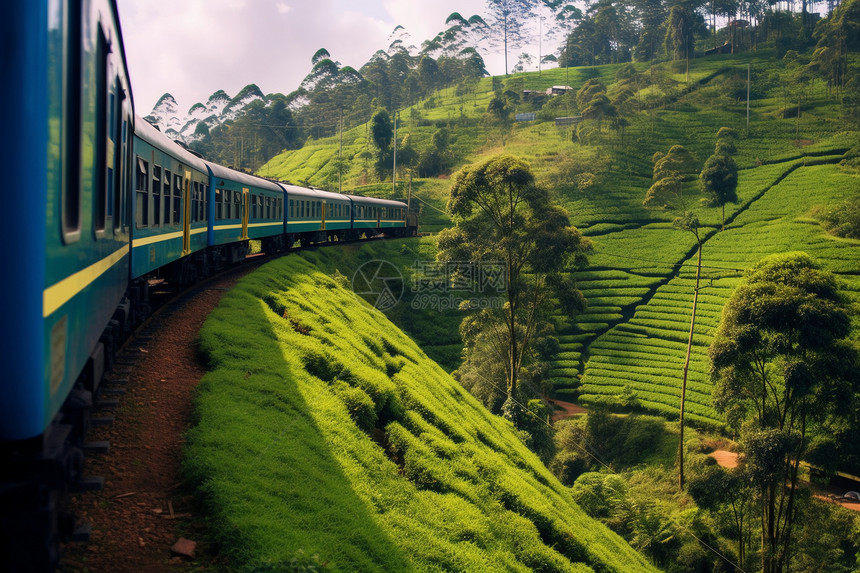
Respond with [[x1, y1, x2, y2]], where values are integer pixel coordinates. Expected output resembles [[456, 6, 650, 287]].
[[182, 170, 191, 255], [242, 188, 249, 239], [321, 201, 327, 230]]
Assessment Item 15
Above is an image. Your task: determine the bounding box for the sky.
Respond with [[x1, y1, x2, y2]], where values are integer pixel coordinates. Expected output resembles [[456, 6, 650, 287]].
[[115, 0, 510, 114]]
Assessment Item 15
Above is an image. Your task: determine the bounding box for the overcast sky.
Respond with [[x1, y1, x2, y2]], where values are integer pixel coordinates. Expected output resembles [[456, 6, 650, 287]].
[[115, 0, 513, 114]]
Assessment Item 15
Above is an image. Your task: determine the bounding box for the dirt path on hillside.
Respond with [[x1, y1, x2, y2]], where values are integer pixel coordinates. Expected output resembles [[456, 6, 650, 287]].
[[549, 399, 588, 422], [60, 269, 251, 572], [709, 450, 860, 512], [710, 449, 739, 468]]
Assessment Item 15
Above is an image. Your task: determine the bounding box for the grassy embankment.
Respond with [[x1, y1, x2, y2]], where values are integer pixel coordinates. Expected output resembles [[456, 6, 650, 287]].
[[257, 52, 859, 426], [185, 248, 658, 572]]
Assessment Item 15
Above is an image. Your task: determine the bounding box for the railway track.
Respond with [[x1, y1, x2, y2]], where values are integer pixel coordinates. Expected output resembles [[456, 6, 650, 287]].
[[57, 237, 401, 571]]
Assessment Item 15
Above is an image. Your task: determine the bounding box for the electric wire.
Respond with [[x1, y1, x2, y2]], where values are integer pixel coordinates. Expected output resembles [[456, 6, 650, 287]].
[[474, 370, 748, 573]]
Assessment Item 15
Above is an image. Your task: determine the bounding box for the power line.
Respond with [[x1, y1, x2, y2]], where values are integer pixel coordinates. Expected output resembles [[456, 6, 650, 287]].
[[595, 250, 750, 273], [474, 372, 747, 572]]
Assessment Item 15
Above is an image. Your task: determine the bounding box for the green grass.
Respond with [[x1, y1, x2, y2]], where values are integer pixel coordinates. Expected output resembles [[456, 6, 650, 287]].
[[185, 251, 658, 572], [254, 51, 859, 429]]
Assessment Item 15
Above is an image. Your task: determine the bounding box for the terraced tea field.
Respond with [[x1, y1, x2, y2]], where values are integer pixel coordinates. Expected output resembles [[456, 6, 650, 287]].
[[556, 158, 860, 427]]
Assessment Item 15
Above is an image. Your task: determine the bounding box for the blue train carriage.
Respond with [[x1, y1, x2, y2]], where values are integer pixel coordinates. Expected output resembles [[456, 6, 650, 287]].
[[312, 187, 353, 242], [207, 163, 286, 258], [0, 0, 133, 567], [282, 183, 326, 247], [347, 195, 412, 237], [131, 117, 210, 284]]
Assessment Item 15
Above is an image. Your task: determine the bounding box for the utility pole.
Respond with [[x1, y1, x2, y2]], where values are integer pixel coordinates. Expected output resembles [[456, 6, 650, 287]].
[[746, 64, 751, 135], [679, 230, 702, 490], [407, 171, 412, 218], [339, 108, 344, 193], [392, 112, 397, 196]]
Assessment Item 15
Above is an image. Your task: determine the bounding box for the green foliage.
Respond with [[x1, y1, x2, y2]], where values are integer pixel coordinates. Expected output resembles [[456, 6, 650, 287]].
[[440, 155, 590, 408], [186, 251, 657, 572], [814, 195, 860, 238], [253, 52, 860, 436], [370, 109, 392, 151], [709, 251, 860, 571], [551, 410, 673, 485], [699, 154, 738, 206]]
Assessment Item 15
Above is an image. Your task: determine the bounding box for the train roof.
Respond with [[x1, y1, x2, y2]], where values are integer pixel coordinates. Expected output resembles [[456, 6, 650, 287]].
[[307, 187, 351, 203], [278, 183, 352, 203], [345, 194, 407, 208], [205, 161, 283, 193], [277, 183, 324, 200], [133, 116, 208, 172]]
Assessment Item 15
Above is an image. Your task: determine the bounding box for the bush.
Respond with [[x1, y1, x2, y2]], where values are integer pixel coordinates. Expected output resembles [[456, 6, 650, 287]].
[[815, 197, 860, 239], [332, 381, 377, 432]]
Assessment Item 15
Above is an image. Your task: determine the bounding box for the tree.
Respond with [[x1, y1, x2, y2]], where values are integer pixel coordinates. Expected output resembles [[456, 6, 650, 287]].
[[688, 465, 754, 569], [484, 0, 536, 74], [811, 0, 860, 103], [644, 145, 697, 210], [370, 109, 393, 180], [710, 252, 860, 573], [700, 128, 739, 230], [370, 109, 392, 152], [486, 91, 513, 145], [437, 156, 590, 414], [417, 56, 440, 94], [664, 5, 703, 82]]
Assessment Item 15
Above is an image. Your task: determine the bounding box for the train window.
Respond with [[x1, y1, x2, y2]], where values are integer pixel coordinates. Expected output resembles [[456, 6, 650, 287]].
[[190, 182, 196, 223], [111, 94, 122, 232], [289, 199, 293, 218], [197, 183, 204, 222], [173, 174, 182, 223], [163, 170, 171, 225], [89, 25, 109, 238], [107, 91, 116, 226], [135, 158, 149, 228], [152, 166, 162, 226], [192, 183, 197, 223], [215, 189, 223, 220], [300, 201, 304, 218], [195, 182, 203, 223]]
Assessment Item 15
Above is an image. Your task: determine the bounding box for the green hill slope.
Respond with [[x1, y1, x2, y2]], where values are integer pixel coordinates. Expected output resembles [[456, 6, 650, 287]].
[[255, 52, 860, 425], [186, 248, 657, 572]]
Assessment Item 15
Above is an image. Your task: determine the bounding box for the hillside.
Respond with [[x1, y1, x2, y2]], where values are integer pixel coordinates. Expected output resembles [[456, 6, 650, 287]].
[[257, 50, 860, 427], [185, 248, 657, 572]]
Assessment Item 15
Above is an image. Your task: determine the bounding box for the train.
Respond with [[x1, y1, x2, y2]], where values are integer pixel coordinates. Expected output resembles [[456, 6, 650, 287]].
[[0, 1, 416, 569]]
